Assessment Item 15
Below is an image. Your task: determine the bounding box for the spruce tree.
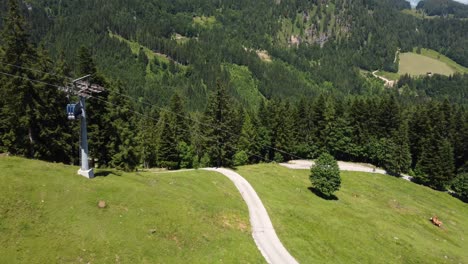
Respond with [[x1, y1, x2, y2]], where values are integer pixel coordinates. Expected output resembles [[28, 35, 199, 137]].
[[107, 82, 138, 171], [76, 46, 111, 167], [383, 121, 411, 175], [292, 98, 314, 158], [137, 107, 159, 168], [416, 136, 455, 189], [257, 100, 272, 161], [0, 0, 37, 156], [202, 81, 238, 167], [168, 92, 190, 144], [157, 113, 179, 169], [0, 0, 71, 161], [237, 111, 261, 163], [31, 47, 72, 163]]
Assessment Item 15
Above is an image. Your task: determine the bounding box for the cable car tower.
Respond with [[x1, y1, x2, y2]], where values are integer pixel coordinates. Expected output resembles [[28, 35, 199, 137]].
[[66, 75, 104, 178]]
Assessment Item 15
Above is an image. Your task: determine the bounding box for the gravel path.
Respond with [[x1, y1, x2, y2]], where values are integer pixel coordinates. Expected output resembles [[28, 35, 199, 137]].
[[203, 168, 298, 264], [279, 160, 413, 182]]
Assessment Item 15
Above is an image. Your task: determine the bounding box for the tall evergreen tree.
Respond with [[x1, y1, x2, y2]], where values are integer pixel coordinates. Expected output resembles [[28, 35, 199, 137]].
[[0, 0, 69, 162], [237, 111, 261, 163], [137, 107, 159, 168], [30, 47, 72, 163], [76, 46, 111, 167], [383, 121, 411, 175], [107, 82, 138, 171], [202, 81, 238, 167], [0, 0, 37, 156], [168, 92, 190, 144], [257, 100, 273, 160], [415, 136, 455, 189], [157, 112, 179, 169], [292, 98, 314, 158]]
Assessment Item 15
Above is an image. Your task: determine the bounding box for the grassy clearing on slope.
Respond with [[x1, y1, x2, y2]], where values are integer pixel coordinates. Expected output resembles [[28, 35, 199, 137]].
[[0, 157, 264, 263], [375, 70, 400, 81], [401, 9, 439, 19], [223, 63, 265, 110], [108, 30, 170, 65], [193, 16, 217, 29], [398, 52, 456, 76], [238, 164, 468, 264], [416, 48, 468, 74]]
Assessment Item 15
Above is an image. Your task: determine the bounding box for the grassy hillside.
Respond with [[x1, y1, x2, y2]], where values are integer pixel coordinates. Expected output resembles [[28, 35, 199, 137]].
[[375, 48, 468, 81], [397, 47, 468, 77], [0, 157, 264, 263], [238, 164, 468, 264], [417, 48, 468, 74], [399, 52, 456, 76]]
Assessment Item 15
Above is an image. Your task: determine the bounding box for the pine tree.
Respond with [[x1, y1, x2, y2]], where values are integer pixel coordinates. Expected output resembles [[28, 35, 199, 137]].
[[0, 0, 37, 156], [292, 98, 314, 158], [311, 94, 336, 156], [202, 81, 238, 167], [168, 92, 190, 144], [0, 0, 71, 161], [77, 46, 111, 167], [30, 47, 72, 163], [378, 95, 400, 136], [237, 111, 261, 163], [157, 113, 179, 169], [415, 136, 455, 190], [137, 107, 159, 168], [383, 121, 411, 175], [107, 82, 138, 171], [274, 100, 295, 161], [55, 50, 78, 164], [257, 100, 272, 161]]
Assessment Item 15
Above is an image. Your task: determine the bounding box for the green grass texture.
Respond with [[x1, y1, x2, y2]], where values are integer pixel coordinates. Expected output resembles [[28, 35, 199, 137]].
[[238, 164, 468, 264], [0, 157, 264, 263], [399, 52, 458, 77]]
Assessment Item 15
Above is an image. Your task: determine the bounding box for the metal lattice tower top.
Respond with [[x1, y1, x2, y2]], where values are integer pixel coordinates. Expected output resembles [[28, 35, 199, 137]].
[[66, 74, 105, 98]]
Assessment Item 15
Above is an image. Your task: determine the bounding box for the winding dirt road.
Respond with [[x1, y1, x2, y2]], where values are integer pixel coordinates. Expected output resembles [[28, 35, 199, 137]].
[[203, 168, 298, 264]]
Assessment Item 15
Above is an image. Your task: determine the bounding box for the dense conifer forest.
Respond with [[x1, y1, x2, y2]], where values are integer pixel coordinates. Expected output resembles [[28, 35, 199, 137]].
[[0, 0, 467, 199]]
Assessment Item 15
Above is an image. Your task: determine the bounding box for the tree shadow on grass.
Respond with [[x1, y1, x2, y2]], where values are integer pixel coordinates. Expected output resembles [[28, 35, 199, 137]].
[[308, 187, 339, 201], [94, 170, 121, 177]]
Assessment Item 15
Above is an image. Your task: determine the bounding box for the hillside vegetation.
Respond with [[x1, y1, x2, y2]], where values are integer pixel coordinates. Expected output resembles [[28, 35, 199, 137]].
[[376, 48, 468, 80], [1, 0, 467, 107], [238, 164, 468, 263], [1, 0, 467, 203], [0, 157, 263, 263], [417, 0, 468, 18]]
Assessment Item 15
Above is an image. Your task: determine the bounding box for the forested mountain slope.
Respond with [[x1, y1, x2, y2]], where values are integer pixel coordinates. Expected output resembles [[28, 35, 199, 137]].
[[417, 0, 468, 18], [0, 0, 467, 108], [1, 0, 467, 199]]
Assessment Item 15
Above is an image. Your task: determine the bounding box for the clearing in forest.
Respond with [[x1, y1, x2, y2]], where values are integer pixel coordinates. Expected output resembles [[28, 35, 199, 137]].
[[398, 52, 456, 76]]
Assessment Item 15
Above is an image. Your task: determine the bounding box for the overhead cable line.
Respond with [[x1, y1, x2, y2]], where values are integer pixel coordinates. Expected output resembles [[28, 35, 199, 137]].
[[0, 61, 74, 80], [0, 71, 270, 164]]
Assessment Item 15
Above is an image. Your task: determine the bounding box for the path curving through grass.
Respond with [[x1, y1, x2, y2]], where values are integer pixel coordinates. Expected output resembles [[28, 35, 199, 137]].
[[203, 168, 299, 264]]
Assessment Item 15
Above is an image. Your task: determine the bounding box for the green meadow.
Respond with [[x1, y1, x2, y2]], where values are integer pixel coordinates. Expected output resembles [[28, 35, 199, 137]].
[[0, 157, 263, 263], [238, 164, 468, 264], [2, 156, 467, 263]]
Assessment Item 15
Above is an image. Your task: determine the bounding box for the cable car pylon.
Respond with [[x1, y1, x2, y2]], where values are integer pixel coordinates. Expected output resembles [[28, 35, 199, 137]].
[[66, 75, 104, 179]]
